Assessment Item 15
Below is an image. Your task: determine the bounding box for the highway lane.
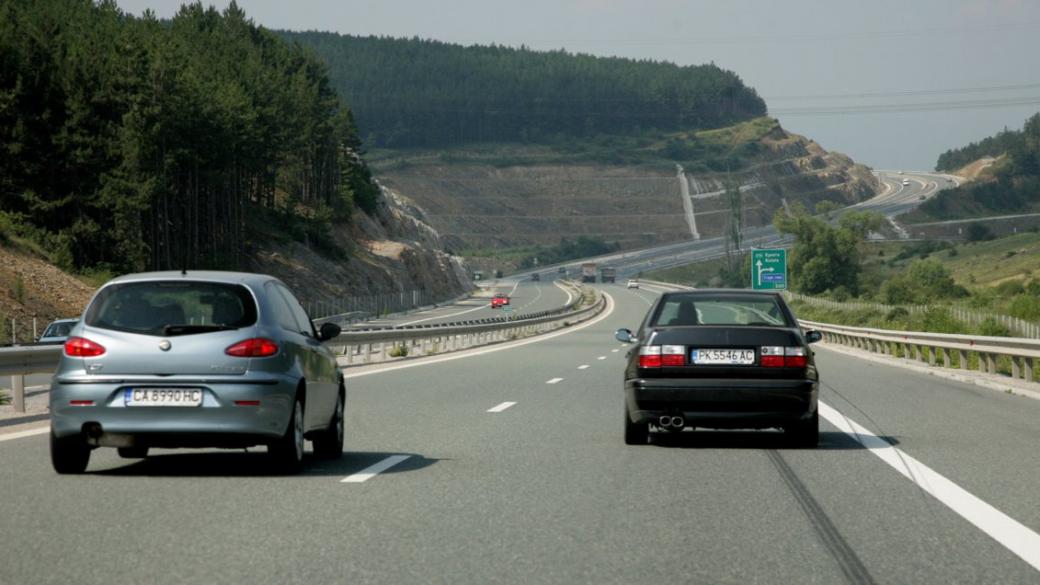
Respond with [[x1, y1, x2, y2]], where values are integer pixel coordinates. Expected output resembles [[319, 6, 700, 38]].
[[358, 278, 572, 328], [514, 170, 956, 280], [1, 285, 1038, 584]]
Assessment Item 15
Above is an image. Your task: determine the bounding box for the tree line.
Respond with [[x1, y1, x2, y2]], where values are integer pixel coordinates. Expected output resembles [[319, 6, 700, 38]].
[[0, 0, 380, 273], [279, 31, 767, 149], [936, 112, 1040, 173]]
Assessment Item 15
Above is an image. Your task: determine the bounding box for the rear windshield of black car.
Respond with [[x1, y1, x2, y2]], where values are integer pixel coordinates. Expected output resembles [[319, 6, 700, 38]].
[[653, 295, 791, 327], [85, 281, 257, 336]]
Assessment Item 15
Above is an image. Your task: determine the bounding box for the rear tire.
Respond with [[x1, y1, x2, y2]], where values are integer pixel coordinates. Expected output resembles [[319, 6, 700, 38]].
[[624, 406, 649, 445], [312, 390, 344, 460], [51, 429, 90, 474], [117, 446, 149, 459], [786, 411, 819, 448], [269, 395, 305, 473]]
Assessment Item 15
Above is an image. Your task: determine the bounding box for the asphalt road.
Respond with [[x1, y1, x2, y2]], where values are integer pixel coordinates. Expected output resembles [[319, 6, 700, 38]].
[[518, 170, 956, 280], [1, 284, 1038, 584], [360, 278, 573, 328]]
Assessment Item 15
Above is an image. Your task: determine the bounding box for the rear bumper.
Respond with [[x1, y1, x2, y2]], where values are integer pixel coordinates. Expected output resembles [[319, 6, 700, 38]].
[[625, 377, 817, 429], [49, 375, 297, 447]]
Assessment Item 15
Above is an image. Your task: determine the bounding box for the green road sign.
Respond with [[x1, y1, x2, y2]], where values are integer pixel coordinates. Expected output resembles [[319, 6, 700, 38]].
[[751, 249, 787, 290]]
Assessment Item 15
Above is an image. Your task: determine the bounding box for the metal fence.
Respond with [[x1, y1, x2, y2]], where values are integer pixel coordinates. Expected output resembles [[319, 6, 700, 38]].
[[784, 291, 1040, 339], [305, 289, 442, 321]]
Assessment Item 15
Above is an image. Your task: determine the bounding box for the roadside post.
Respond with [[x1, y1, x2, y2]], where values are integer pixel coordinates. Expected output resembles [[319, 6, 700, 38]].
[[12, 374, 25, 413], [751, 249, 787, 291]]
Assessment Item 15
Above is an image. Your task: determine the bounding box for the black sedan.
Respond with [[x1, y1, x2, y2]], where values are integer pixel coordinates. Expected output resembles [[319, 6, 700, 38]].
[[615, 290, 822, 446]]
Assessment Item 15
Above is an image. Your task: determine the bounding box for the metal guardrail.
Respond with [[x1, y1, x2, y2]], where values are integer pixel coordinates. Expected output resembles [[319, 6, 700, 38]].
[[332, 285, 603, 365], [0, 282, 600, 412], [800, 319, 1040, 383]]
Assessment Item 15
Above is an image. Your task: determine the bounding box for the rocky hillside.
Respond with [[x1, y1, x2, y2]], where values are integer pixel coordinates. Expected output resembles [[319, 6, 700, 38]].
[[371, 118, 878, 252], [0, 192, 470, 343]]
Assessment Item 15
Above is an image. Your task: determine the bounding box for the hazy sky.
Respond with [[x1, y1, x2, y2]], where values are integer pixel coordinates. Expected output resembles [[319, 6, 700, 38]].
[[117, 0, 1040, 171]]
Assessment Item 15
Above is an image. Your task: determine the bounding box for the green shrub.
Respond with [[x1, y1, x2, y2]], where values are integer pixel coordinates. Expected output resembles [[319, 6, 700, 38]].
[[388, 345, 409, 358], [995, 280, 1026, 296], [977, 318, 1011, 337], [1007, 294, 1040, 321]]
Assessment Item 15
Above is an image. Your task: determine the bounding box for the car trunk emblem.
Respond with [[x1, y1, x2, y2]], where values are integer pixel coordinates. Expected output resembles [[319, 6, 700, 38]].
[[159, 340, 172, 351]]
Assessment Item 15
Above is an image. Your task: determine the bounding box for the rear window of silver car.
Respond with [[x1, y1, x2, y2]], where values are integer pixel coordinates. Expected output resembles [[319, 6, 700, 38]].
[[654, 296, 790, 327], [84, 281, 257, 336]]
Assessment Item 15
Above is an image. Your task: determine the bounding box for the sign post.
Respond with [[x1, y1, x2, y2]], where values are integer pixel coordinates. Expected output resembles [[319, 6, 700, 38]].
[[751, 249, 787, 290]]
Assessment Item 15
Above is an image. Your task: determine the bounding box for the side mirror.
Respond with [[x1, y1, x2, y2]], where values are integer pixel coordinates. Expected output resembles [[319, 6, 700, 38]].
[[615, 328, 635, 343], [318, 322, 341, 342], [805, 330, 822, 344]]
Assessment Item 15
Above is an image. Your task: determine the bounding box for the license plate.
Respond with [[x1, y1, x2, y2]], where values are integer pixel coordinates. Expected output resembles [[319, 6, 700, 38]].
[[124, 388, 203, 407], [690, 348, 755, 365]]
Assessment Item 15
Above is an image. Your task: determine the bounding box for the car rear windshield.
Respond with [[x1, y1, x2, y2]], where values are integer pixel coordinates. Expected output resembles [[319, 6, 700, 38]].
[[43, 321, 76, 338], [84, 281, 257, 336], [653, 295, 791, 327]]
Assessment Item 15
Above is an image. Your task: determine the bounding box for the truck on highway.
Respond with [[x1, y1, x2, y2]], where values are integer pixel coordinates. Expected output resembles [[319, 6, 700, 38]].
[[581, 262, 597, 283], [600, 266, 616, 283]]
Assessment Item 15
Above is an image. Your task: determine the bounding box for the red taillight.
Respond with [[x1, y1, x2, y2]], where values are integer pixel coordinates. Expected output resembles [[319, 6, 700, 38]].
[[761, 346, 807, 368], [64, 337, 106, 357], [638, 345, 662, 368], [661, 345, 685, 367], [69, 400, 94, 406], [225, 338, 279, 358], [784, 347, 807, 368], [234, 400, 261, 406]]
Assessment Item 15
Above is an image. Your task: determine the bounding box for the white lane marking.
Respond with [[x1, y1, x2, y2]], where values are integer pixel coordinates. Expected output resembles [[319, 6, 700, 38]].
[[343, 292, 616, 379], [554, 280, 574, 307], [0, 426, 49, 443], [519, 282, 543, 311], [597, 356, 606, 360], [341, 455, 411, 483], [818, 401, 1040, 572], [577, 365, 590, 370], [399, 301, 488, 326], [611, 349, 619, 353], [487, 401, 517, 413], [546, 377, 563, 384]]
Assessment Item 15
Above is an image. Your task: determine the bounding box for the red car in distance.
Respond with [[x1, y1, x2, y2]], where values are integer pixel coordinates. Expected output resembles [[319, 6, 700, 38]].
[[491, 293, 510, 308]]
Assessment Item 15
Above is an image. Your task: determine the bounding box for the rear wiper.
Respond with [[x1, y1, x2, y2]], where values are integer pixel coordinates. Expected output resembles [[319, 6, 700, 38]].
[[162, 324, 238, 336]]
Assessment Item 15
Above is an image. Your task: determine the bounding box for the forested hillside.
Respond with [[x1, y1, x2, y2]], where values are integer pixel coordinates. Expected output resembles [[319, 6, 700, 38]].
[[279, 32, 767, 148], [909, 112, 1040, 223], [0, 0, 379, 274], [935, 117, 1037, 172]]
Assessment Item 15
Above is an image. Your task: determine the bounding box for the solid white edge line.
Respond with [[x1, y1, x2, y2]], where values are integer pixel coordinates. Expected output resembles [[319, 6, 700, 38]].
[[818, 401, 1040, 572], [486, 401, 517, 413], [342, 292, 616, 379], [399, 299, 489, 326], [554, 280, 574, 307], [0, 426, 49, 443], [340, 454, 411, 483], [546, 377, 563, 384]]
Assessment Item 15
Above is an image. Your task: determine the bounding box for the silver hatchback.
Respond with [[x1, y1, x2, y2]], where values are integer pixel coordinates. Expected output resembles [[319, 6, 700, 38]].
[[49, 271, 344, 474]]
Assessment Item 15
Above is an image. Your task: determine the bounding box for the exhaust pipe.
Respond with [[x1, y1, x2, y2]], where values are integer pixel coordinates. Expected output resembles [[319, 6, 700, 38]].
[[83, 422, 103, 439], [671, 416, 685, 428], [658, 415, 673, 427]]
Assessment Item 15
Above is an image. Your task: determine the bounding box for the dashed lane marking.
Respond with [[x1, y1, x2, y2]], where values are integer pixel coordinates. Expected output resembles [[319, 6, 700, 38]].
[[597, 356, 606, 360], [341, 455, 411, 483], [486, 401, 517, 413], [577, 365, 589, 370], [546, 378, 564, 384]]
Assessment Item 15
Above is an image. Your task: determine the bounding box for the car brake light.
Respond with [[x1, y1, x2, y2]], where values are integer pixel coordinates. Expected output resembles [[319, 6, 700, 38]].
[[761, 346, 807, 367], [69, 400, 94, 406], [638, 345, 662, 368], [661, 345, 685, 366], [784, 346, 807, 368], [64, 337, 106, 357], [225, 338, 279, 358]]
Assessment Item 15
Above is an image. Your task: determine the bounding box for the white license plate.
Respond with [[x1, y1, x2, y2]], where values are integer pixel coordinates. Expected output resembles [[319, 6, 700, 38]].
[[124, 388, 203, 407], [690, 348, 755, 365]]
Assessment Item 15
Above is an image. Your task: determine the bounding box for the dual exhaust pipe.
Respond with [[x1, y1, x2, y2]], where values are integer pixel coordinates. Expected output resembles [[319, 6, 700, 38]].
[[658, 415, 685, 429]]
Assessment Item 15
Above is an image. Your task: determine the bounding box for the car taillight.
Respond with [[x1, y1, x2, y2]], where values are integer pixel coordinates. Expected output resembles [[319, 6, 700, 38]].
[[638, 345, 662, 368], [64, 336, 106, 357], [784, 346, 807, 368], [225, 338, 279, 358], [760, 346, 806, 367], [661, 345, 685, 366]]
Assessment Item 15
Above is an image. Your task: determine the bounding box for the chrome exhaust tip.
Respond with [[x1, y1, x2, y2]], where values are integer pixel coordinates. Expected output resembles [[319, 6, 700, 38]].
[[658, 415, 673, 427], [671, 416, 684, 428]]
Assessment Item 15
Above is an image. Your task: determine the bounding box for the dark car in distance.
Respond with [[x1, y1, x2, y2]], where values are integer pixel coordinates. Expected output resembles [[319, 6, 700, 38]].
[[615, 290, 822, 446]]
